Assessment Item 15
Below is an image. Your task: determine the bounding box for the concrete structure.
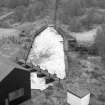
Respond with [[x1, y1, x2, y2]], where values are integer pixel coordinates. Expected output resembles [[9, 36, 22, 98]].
[[31, 72, 53, 90], [67, 86, 90, 105]]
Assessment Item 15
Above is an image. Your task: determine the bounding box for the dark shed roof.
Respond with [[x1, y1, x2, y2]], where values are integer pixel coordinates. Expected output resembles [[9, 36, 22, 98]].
[[0, 56, 27, 82]]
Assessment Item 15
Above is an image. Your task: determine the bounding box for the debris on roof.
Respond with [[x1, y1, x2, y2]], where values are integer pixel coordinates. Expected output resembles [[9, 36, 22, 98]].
[[0, 56, 27, 82]]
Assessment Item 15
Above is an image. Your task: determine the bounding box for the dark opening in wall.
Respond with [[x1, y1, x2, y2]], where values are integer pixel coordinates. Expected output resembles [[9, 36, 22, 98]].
[[45, 78, 55, 84], [68, 39, 77, 51], [22, 64, 31, 69], [37, 73, 46, 78], [17, 61, 25, 65]]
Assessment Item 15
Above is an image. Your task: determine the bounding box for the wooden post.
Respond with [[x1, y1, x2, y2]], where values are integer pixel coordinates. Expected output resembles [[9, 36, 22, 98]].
[[5, 98, 9, 105]]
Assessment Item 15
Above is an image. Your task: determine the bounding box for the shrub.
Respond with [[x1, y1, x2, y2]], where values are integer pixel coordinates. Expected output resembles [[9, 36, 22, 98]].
[[98, 94, 105, 102], [81, 8, 105, 29], [6, 0, 29, 8], [59, 0, 85, 24], [14, 5, 27, 22], [25, 1, 48, 22], [68, 18, 82, 32]]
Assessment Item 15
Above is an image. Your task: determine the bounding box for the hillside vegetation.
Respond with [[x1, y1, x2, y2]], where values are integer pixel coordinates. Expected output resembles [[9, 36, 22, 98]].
[[0, 0, 105, 105], [1, 0, 105, 27]]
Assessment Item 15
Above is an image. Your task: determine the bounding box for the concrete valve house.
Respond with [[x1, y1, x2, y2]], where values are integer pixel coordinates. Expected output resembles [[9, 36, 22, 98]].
[[67, 86, 90, 105]]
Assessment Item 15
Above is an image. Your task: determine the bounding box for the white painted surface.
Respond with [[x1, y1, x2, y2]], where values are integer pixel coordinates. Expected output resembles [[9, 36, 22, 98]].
[[67, 92, 90, 105], [70, 27, 99, 46], [31, 72, 53, 90], [67, 92, 81, 105], [81, 93, 90, 105], [27, 27, 66, 79]]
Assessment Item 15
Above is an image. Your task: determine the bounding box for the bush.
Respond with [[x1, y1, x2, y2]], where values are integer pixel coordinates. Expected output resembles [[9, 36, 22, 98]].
[[85, 0, 105, 8], [5, 0, 29, 8], [59, 0, 85, 24], [25, 1, 49, 22], [14, 6, 27, 22], [81, 9, 105, 29], [98, 94, 105, 102], [68, 18, 82, 32], [62, 0, 85, 16]]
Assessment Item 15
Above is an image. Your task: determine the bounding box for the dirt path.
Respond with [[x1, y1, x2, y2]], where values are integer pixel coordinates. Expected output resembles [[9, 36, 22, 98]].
[[0, 11, 14, 20]]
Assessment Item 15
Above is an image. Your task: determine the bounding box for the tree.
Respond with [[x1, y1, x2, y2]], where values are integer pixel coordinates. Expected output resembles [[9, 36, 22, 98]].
[[84, 0, 105, 8], [68, 18, 82, 32], [26, 1, 49, 21], [95, 25, 105, 62], [44, 86, 55, 105], [0, 0, 5, 7], [54, 81, 64, 90], [59, 0, 85, 24], [84, 0, 95, 7], [14, 6, 27, 22], [63, 0, 84, 17], [3, 0, 30, 8]]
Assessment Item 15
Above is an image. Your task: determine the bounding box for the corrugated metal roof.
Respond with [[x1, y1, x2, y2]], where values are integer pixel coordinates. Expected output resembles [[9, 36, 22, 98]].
[[67, 84, 90, 98], [0, 56, 27, 82]]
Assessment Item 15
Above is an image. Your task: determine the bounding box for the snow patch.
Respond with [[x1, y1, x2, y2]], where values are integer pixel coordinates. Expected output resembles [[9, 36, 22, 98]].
[[70, 27, 98, 46], [27, 27, 66, 79]]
